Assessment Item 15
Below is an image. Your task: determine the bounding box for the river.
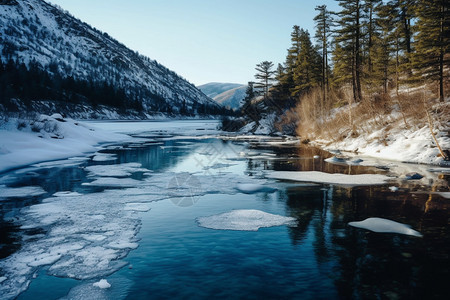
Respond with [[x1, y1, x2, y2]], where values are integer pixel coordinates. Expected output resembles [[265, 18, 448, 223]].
[[0, 120, 449, 299]]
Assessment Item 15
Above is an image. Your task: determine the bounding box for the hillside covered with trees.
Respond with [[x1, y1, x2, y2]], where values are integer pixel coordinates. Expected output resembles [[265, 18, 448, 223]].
[[236, 0, 449, 162]]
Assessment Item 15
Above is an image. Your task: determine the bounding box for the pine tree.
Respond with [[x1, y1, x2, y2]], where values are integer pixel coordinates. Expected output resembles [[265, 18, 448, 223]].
[[292, 29, 322, 96], [314, 5, 333, 111], [372, 2, 397, 94], [412, 0, 449, 102], [334, 0, 364, 102], [254, 61, 275, 99]]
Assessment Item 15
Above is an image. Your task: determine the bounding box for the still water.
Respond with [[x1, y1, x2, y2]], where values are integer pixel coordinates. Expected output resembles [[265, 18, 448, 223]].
[[1, 120, 449, 299]]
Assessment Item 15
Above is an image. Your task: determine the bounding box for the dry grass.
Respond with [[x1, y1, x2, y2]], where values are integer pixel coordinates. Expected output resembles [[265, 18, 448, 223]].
[[293, 84, 448, 150]]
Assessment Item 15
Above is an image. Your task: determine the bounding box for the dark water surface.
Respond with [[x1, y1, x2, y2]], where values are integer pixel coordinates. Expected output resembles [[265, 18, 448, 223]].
[[1, 121, 449, 299]]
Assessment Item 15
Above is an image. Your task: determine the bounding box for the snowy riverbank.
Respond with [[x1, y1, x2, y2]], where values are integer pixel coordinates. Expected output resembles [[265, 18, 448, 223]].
[[0, 114, 128, 174], [314, 122, 450, 166]]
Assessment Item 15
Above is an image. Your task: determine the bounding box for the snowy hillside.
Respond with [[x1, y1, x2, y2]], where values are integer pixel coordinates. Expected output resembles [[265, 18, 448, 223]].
[[198, 83, 246, 109], [0, 0, 220, 115]]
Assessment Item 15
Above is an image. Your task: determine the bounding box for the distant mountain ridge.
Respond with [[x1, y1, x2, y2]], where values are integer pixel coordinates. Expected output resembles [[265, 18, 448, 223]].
[[198, 82, 246, 109], [0, 0, 223, 117]]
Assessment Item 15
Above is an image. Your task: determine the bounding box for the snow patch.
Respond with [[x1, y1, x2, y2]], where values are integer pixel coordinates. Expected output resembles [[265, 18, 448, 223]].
[[348, 217, 422, 237], [93, 279, 111, 289], [196, 209, 296, 231], [0, 185, 46, 199], [266, 171, 390, 186]]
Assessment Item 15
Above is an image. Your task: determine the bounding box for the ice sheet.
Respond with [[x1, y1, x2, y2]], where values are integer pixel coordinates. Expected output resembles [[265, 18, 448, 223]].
[[348, 217, 422, 237], [82, 177, 142, 188], [0, 185, 46, 199], [196, 209, 296, 231], [91, 153, 117, 162], [85, 163, 148, 177], [266, 171, 390, 186]]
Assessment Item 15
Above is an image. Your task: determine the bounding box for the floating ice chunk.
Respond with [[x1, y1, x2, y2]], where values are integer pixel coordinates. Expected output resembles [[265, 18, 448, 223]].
[[28, 254, 62, 267], [82, 177, 141, 188], [106, 241, 139, 250], [0, 185, 46, 199], [348, 217, 422, 237], [92, 153, 117, 162], [235, 183, 277, 194], [53, 191, 83, 197], [389, 186, 399, 192], [81, 234, 107, 242], [124, 203, 151, 212], [266, 171, 390, 186], [85, 163, 148, 177], [31, 157, 88, 169], [93, 279, 111, 289], [196, 209, 296, 231], [313, 155, 320, 159]]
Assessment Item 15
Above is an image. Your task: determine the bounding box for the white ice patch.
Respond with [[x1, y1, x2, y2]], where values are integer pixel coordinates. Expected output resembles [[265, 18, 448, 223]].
[[348, 217, 422, 237], [196, 209, 296, 231], [124, 203, 151, 212], [92, 153, 117, 162], [266, 171, 390, 186], [85, 163, 148, 177], [235, 183, 277, 194], [0, 185, 46, 199], [82, 177, 142, 188], [93, 279, 111, 289], [53, 191, 83, 197]]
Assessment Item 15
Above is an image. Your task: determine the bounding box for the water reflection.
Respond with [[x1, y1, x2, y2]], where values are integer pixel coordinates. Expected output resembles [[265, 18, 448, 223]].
[[1, 135, 449, 299]]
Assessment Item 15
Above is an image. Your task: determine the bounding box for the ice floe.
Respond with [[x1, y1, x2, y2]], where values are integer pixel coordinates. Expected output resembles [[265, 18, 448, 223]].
[[266, 171, 390, 186], [91, 153, 117, 162], [85, 163, 148, 177], [348, 217, 422, 237], [235, 183, 277, 194], [82, 177, 142, 188], [196, 209, 296, 231], [0, 185, 46, 199], [93, 279, 111, 289], [53, 191, 83, 197]]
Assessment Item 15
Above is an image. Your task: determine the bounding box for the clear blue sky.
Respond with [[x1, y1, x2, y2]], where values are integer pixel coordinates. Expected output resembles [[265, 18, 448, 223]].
[[49, 0, 339, 86]]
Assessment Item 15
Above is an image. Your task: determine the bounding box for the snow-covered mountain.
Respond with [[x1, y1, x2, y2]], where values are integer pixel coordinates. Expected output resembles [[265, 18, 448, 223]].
[[0, 0, 221, 116], [198, 82, 246, 109]]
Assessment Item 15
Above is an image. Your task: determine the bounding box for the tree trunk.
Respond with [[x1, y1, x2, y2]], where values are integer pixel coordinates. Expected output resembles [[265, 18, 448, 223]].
[[355, 0, 362, 102]]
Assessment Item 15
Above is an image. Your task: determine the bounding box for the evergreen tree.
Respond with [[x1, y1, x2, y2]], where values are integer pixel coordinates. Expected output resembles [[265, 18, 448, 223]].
[[334, 0, 364, 102], [254, 61, 275, 99], [314, 5, 333, 109], [372, 1, 397, 94], [412, 0, 449, 102], [292, 29, 322, 96]]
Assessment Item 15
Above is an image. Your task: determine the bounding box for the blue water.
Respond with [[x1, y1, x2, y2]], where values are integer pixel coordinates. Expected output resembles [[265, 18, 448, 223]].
[[1, 121, 449, 299]]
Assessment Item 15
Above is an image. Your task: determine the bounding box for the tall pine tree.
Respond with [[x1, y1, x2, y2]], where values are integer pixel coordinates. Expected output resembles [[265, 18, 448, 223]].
[[412, 0, 449, 102]]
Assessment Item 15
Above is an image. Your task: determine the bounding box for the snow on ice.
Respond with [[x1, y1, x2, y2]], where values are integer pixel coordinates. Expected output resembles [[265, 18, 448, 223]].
[[196, 209, 296, 231], [93, 279, 111, 289], [266, 171, 390, 186], [0, 185, 46, 199], [348, 217, 422, 237]]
